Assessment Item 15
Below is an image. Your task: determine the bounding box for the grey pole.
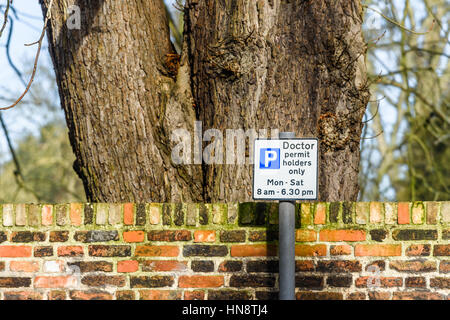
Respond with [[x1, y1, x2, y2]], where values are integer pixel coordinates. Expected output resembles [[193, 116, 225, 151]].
[[278, 131, 296, 300]]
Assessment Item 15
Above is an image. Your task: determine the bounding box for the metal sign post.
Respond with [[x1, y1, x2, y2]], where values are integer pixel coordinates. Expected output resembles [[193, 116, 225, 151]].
[[252, 132, 318, 300], [278, 131, 296, 300]]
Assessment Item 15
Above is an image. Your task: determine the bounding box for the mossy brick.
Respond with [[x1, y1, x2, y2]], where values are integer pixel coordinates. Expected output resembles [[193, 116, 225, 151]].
[[342, 202, 353, 224], [411, 202, 425, 224], [55, 204, 68, 226], [300, 203, 313, 226], [149, 203, 161, 225], [208, 290, 252, 300], [392, 229, 437, 241], [443, 229, 450, 240], [183, 245, 228, 257], [130, 276, 174, 288], [220, 230, 246, 242], [11, 231, 46, 242], [238, 202, 255, 225], [355, 202, 369, 224], [369, 202, 382, 223], [28, 205, 41, 226], [442, 202, 450, 223], [212, 204, 226, 224], [95, 204, 108, 225], [67, 261, 113, 273], [370, 229, 388, 242], [426, 202, 438, 225], [0, 232, 7, 243], [2, 204, 13, 226], [199, 204, 209, 225], [255, 203, 270, 225], [74, 231, 119, 242], [88, 245, 131, 257], [84, 203, 94, 224], [186, 204, 198, 226], [227, 203, 238, 224], [135, 204, 146, 226], [173, 203, 184, 226], [108, 204, 122, 225], [384, 202, 396, 224], [329, 202, 340, 223], [15, 204, 27, 226]]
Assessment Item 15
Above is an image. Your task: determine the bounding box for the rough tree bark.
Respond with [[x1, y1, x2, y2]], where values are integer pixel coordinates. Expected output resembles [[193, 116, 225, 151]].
[[41, 0, 370, 203]]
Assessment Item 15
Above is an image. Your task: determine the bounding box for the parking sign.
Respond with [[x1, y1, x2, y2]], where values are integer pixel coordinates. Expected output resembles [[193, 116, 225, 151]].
[[253, 138, 318, 200]]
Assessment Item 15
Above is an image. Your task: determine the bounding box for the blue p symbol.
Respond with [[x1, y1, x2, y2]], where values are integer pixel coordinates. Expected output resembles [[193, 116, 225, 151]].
[[260, 148, 280, 169]]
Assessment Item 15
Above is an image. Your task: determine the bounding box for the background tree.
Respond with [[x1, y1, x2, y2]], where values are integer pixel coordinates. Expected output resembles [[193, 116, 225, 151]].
[[35, 0, 370, 203], [359, 0, 449, 201]]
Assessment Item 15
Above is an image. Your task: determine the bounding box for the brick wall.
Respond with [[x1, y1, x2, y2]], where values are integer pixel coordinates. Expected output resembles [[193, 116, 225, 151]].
[[0, 202, 448, 300]]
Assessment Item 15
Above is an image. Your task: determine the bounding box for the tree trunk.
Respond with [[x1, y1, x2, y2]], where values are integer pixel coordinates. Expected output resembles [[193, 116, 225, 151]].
[[41, 0, 369, 202]]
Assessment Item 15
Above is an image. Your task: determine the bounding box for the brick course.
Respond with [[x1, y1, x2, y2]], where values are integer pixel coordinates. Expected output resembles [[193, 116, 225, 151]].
[[0, 202, 448, 300]]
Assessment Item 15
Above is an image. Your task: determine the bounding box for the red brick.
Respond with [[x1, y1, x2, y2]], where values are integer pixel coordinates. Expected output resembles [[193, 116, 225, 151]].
[[48, 291, 66, 300], [123, 231, 145, 243], [184, 290, 205, 300], [389, 260, 436, 272], [116, 290, 135, 300], [347, 292, 366, 300], [368, 292, 390, 300], [319, 229, 365, 242], [34, 276, 77, 288], [330, 245, 352, 255], [123, 203, 134, 225], [117, 260, 139, 273], [393, 292, 443, 300], [178, 275, 224, 288], [10, 261, 40, 273], [81, 275, 126, 287], [147, 230, 191, 241], [194, 230, 216, 243], [3, 291, 42, 300], [135, 245, 179, 257], [295, 244, 327, 257], [398, 202, 410, 224], [405, 277, 426, 288], [70, 290, 113, 300], [295, 230, 317, 242], [70, 203, 82, 226], [355, 244, 401, 256], [295, 261, 315, 272], [230, 245, 277, 257], [142, 260, 187, 272], [57, 246, 84, 257], [406, 244, 430, 256], [0, 261, 4, 271], [355, 277, 402, 288], [42, 205, 53, 226], [139, 290, 182, 300], [434, 245, 450, 256], [440, 261, 450, 273], [0, 246, 32, 257], [314, 203, 326, 224]]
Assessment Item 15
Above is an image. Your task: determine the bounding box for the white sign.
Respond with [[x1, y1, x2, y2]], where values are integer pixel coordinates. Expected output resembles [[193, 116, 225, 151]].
[[253, 138, 318, 200]]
